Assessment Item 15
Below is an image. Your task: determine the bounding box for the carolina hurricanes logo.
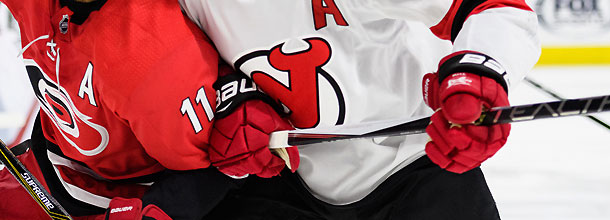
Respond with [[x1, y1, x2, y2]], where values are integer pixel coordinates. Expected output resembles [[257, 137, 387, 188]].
[[234, 38, 345, 129], [25, 59, 109, 156]]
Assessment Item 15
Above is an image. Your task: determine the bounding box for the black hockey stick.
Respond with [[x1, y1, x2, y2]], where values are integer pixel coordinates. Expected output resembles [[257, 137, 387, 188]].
[[524, 77, 610, 130], [0, 139, 73, 220], [269, 94, 610, 148]]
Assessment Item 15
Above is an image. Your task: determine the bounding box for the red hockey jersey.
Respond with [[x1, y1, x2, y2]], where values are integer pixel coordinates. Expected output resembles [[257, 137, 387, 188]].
[[2, 0, 218, 181]]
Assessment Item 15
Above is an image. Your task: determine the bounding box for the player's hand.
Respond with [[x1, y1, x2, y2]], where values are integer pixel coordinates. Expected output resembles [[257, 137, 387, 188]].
[[422, 52, 510, 174], [209, 99, 299, 178], [105, 197, 171, 220]]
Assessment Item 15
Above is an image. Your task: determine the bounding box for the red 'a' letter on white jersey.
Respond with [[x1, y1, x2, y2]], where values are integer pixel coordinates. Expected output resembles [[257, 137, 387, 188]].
[[312, 0, 348, 30], [179, 0, 540, 205]]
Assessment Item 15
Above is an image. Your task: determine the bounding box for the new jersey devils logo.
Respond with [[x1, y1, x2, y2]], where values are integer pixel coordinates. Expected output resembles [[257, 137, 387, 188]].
[[25, 59, 109, 156], [235, 38, 345, 129]]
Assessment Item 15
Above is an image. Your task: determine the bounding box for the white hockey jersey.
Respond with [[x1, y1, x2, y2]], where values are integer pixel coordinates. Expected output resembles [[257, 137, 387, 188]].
[[179, 0, 540, 205]]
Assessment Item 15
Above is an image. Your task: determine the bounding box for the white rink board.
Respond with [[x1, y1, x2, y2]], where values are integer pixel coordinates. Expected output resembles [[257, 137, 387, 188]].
[[527, 0, 610, 47]]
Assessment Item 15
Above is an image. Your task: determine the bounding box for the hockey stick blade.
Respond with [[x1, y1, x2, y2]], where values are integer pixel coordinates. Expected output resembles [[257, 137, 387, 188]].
[[269, 94, 610, 149], [0, 139, 73, 220]]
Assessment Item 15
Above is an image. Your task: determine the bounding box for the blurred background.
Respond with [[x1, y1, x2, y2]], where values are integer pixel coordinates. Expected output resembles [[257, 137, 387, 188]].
[[0, 2, 36, 149], [1, 1, 609, 219], [485, 1, 610, 219]]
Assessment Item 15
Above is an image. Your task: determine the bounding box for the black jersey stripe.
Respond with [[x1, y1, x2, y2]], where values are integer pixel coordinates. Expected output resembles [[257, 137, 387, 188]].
[[451, 0, 487, 42]]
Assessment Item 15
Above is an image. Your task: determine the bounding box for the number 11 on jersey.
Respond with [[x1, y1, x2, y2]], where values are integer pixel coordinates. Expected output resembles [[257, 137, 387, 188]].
[[180, 86, 215, 133]]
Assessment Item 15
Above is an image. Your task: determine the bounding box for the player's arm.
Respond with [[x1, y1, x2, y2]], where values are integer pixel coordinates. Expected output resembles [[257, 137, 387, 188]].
[[110, 36, 240, 219], [122, 37, 219, 171], [0, 0, 50, 47], [431, 0, 540, 88], [177, 0, 299, 179], [374, 0, 540, 88], [423, 0, 541, 173], [0, 0, 22, 22], [208, 64, 299, 179]]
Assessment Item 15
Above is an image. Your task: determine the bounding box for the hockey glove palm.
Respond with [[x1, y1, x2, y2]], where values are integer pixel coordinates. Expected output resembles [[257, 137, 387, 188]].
[[422, 52, 510, 174]]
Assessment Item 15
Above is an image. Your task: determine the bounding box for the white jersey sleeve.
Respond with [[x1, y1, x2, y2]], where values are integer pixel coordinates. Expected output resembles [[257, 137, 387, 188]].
[[370, 0, 451, 27], [452, 7, 541, 88], [179, 0, 540, 205]]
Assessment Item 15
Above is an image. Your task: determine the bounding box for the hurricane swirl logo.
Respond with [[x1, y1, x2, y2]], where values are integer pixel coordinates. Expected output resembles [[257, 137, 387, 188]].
[[25, 59, 109, 156]]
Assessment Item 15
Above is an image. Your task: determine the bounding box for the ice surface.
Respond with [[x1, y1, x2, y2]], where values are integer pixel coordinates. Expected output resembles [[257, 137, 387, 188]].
[[485, 66, 610, 220]]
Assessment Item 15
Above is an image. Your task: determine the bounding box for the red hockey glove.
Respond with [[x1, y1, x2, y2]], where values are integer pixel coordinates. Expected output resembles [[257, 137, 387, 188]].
[[105, 197, 171, 220], [210, 72, 299, 178], [422, 52, 511, 174]]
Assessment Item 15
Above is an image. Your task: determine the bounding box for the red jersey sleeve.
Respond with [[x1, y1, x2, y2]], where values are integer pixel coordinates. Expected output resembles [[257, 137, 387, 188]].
[[1, 0, 53, 47], [431, 0, 533, 42], [120, 39, 219, 171]]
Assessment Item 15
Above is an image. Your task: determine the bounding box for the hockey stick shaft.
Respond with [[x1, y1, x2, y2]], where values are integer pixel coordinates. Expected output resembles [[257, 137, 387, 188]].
[[524, 77, 610, 130], [0, 139, 73, 220], [270, 94, 610, 148]]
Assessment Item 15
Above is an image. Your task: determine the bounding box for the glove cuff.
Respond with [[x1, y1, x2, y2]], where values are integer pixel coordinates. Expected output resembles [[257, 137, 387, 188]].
[[437, 51, 509, 93], [213, 71, 286, 119], [106, 197, 143, 220]]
